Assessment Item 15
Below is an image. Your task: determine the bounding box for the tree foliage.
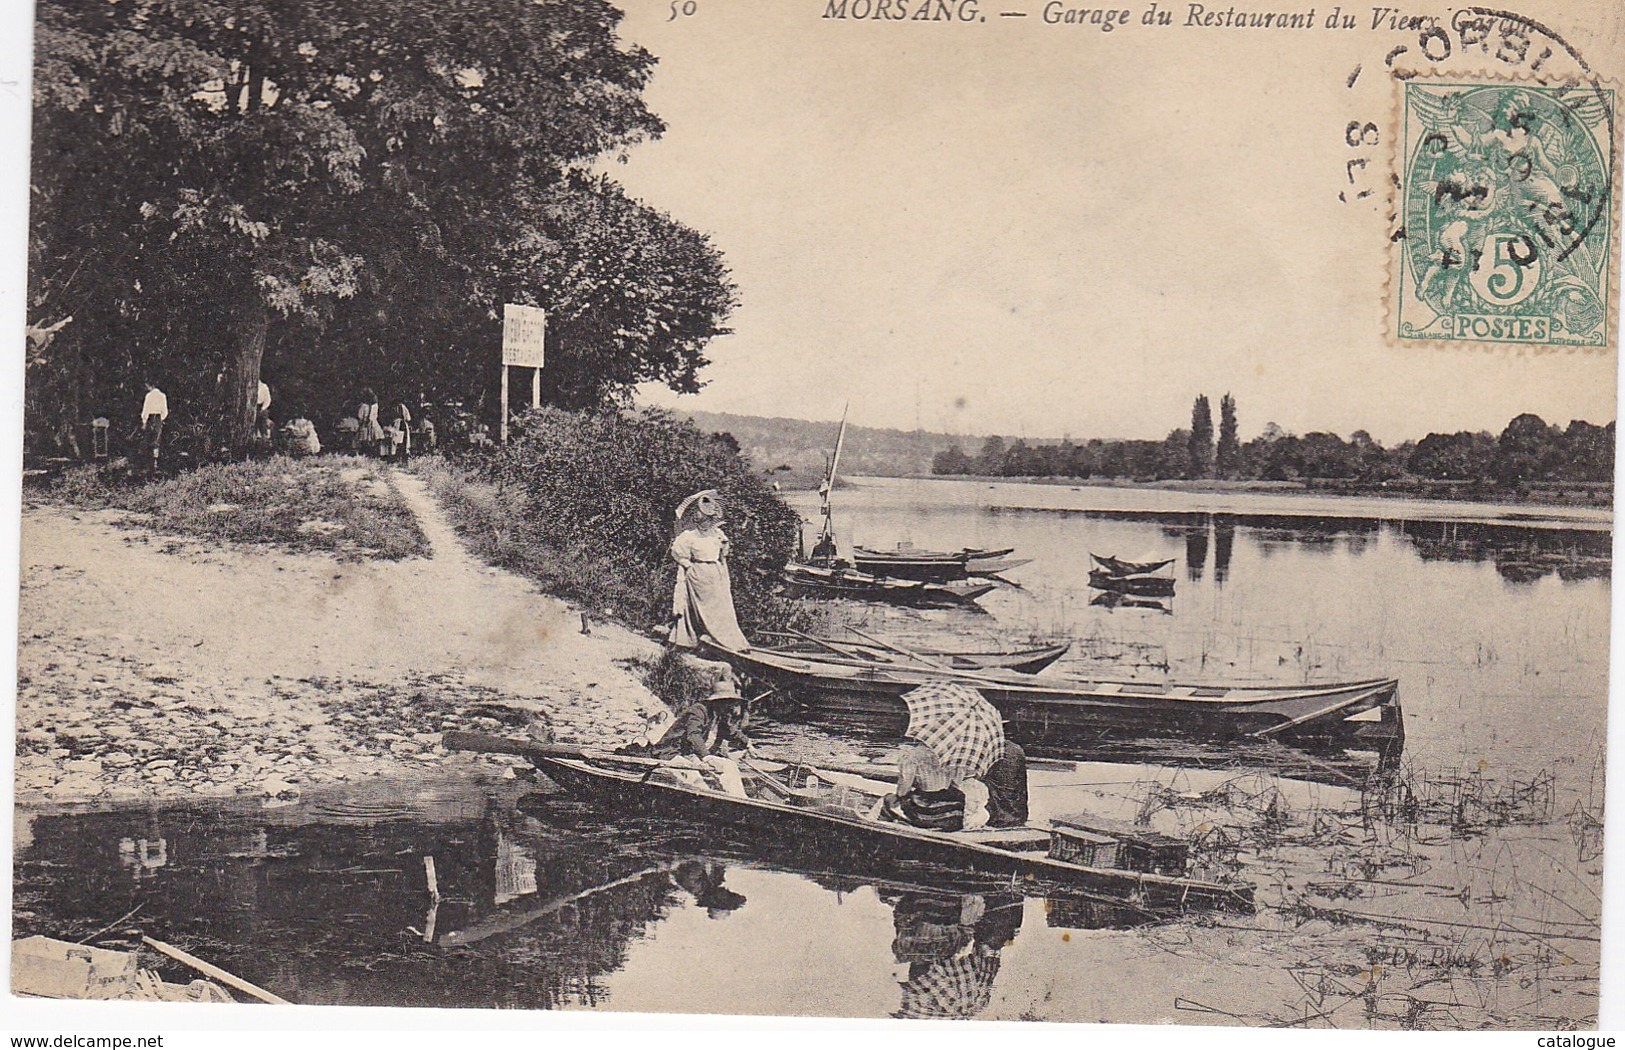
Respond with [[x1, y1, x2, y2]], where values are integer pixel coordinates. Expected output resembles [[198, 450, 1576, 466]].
[[1188, 395, 1214, 479], [476, 407, 804, 633], [1216, 393, 1240, 477], [28, 0, 735, 455], [931, 407, 1612, 494]]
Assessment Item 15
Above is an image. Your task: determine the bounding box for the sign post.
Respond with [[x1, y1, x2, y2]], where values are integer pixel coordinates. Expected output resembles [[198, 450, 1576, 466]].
[[500, 303, 546, 444]]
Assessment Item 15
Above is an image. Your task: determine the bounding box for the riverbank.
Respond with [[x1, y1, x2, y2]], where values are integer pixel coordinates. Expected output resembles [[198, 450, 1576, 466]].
[[832, 475, 1612, 532], [916, 473, 1613, 509], [15, 464, 669, 807]]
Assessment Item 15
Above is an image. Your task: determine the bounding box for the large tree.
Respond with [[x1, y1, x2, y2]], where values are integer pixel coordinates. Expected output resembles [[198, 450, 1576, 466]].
[[29, 0, 734, 455], [1188, 395, 1214, 479], [1216, 393, 1240, 477], [1492, 413, 1563, 486], [1408, 430, 1498, 481]]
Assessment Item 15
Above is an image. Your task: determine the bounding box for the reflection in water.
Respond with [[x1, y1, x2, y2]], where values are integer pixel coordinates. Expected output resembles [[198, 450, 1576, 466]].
[[117, 835, 167, 881], [1392, 520, 1612, 583], [671, 860, 747, 917], [889, 892, 1021, 1019], [1072, 509, 1609, 586], [13, 788, 1162, 1017], [1184, 527, 1208, 583], [1213, 515, 1235, 585], [493, 825, 537, 905], [1089, 591, 1172, 615], [1125, 510, 1568, 596]]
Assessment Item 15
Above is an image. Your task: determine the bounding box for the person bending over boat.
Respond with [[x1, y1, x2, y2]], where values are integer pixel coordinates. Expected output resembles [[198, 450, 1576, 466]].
[[669, 489, 750, 651], [982, 737, 1029, 828], [878, 740, 970, 831], [622, 675, 751, 796]]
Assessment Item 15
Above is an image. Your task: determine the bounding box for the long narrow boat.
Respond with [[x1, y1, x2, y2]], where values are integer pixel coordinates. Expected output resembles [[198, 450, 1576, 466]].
[[754, 632, 1070, 674], [1091, 553, 1176, 577], [965, 554, 1032, 576], [444, 733, 1254, 914], [852, 547, 1028, 582], [856, 545, 1015, 562], [783, 563, 995, 605], [705, 642, 1403, 752]]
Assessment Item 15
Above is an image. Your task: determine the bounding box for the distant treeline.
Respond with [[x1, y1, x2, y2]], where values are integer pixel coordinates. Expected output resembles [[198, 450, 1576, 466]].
[[932, 399, 1615, 490], [685, 411, 942, 478]]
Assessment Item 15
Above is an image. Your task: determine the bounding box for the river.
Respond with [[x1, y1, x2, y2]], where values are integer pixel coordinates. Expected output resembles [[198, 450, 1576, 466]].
[[13, 477, 1611, 1027]]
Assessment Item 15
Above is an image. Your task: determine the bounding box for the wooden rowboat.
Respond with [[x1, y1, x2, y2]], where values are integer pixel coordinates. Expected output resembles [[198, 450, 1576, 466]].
[[852, 547, 1028, 582], [783, 563, 995, 605], [855, 545, 1016, 561], [705, 642, 1404, 753], [1091, 553, 1176, 577], [754, 632, 1070, 674], [443, 733, 1254, 914]]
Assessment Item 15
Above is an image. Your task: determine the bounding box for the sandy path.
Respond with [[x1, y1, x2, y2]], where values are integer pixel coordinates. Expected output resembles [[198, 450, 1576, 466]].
[[16, 467, 667, 803], [21, 471, 662, 707]]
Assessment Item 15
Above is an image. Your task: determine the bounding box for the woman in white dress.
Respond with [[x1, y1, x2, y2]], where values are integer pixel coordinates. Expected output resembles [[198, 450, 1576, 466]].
[[669, 489, 750, 651]]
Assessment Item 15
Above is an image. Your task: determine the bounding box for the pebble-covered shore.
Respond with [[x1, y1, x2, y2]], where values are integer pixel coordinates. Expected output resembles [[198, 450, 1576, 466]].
[[14, 633, 659, 807]]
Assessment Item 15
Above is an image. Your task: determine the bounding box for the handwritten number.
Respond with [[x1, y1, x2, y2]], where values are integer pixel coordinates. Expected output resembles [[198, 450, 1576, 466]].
[[667, 0, 698, 20]]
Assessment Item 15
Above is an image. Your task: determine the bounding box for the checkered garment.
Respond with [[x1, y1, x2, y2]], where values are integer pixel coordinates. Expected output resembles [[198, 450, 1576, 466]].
[[895, 953, 1001, 1019], [901, 681, 1006, 781]]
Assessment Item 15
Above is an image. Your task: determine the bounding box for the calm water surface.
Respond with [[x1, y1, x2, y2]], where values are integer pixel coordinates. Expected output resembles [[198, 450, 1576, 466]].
[[14, 478, 1611, 1025], [788, 477, 1612, 772]]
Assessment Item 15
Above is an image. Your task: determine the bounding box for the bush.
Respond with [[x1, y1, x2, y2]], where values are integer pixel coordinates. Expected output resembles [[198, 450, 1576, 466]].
[[641, 648, 717, 708], [422, 406, 808, 637]]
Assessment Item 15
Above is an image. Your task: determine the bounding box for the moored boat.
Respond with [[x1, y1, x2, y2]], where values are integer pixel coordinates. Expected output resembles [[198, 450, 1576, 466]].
[[783, 563, 995, 606], [443, 733, 1255, 914], [1091, 553, 1176, 577], [755, 631, 1070, 674], [964, 554, 1032, 576], [852, 547, 1027, 582], [704, 642, 1404, 753], [856, 545, 1016, 561]]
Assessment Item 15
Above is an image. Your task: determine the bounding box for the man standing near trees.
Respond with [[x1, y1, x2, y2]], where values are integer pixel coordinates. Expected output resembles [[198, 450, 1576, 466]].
[[138, 381, 168, 477]]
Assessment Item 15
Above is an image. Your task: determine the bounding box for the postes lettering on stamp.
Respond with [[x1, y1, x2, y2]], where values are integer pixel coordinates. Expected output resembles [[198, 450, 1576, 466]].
[[1392, 78, 1617, 349]]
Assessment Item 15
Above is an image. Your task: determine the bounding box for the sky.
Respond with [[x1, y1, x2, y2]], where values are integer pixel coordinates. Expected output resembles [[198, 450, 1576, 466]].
[[607, 0, 1623, 444]]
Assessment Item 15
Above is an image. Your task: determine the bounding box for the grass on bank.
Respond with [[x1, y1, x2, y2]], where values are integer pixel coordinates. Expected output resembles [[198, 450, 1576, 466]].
[[44, 455, 430, 560], [414, 440, 818, 643], [415, 453, 670, 623]]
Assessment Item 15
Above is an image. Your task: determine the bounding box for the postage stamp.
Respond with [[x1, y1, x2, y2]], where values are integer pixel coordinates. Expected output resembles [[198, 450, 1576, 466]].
[[1391, 77, 1618, 350]]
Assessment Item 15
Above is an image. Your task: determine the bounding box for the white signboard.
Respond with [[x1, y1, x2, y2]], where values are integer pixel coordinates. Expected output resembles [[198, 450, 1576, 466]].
[[501, 303, 546, 369]]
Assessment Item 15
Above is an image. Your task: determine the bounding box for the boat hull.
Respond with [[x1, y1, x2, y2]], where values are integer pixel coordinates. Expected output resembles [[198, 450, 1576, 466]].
[[783, 565, 993, 605], [852, 547, 1024, 582], [754, 634, 1070, 675], [711, 645, 1403, 752], [1092, 554, 1176, 577], [531, 755, 1253, 913]]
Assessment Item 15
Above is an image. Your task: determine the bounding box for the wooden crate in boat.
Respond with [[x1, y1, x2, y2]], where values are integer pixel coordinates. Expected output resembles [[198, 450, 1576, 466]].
[[1051, 814, 1189, 875], [1046, 826, 1120, 868]]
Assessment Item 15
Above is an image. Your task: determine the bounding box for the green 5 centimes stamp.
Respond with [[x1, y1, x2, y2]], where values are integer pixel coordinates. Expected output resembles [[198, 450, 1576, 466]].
[[1393, 79, 1618, 350]]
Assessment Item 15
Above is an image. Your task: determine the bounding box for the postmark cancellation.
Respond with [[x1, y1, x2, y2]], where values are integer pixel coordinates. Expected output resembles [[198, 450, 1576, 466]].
[[1390, 76, 1619, 351]]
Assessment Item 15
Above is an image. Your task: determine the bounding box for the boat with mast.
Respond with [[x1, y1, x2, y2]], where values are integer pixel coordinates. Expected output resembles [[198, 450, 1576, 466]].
[[787, 407, 1000, 605]]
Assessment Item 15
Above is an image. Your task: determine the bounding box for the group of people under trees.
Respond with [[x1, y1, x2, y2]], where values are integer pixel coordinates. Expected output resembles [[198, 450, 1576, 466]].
[[126, 377, 321, 475], [112, 376, 453, 476], [339, 388, 436, 461], [643, 487, 1029, 833]]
